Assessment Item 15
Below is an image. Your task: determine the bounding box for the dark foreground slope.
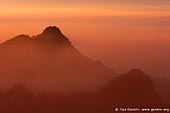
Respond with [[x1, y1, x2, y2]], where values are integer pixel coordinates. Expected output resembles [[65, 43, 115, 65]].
[[0, 69, 163, 113], [152, 77, 170, 107], [0, 26, 117, 92], [97, 69, 162, 108]]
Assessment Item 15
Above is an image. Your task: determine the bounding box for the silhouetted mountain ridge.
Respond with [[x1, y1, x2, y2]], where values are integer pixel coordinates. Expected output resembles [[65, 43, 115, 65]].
[[0, 26, 117, 93], [35, 26, 71, 46], [2, 26, 71, 47], [0, 68, 163, 113], [97, 69, 162, 107], [7, 84, 34, 97], [0, 26, 167, 113]]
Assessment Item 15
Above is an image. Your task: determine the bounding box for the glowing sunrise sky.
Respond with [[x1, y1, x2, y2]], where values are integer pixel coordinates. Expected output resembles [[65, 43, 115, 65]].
[[0, 0, 170, 77], [0, 0, 170, 39]]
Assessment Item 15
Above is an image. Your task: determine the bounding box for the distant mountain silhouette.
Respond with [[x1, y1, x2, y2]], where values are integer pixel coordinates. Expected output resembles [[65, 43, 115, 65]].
[[0, 26, 117, 93], [5, 84, 35, 113], [7, 84, 34, 97], [0, 69, 163, 113], [98, 69, 162, 107]]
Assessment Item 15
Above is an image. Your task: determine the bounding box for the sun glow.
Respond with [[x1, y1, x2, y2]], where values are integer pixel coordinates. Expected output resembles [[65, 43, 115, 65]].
[[0, 4, 170, 19]]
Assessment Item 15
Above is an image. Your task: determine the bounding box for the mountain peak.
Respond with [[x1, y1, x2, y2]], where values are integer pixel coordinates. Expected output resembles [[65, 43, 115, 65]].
[[7, 84, 34, 97], [42, 26, 62, 35], [127, 69, 145, 75], [2, 26, 71, 46], [124, 68, 149, 80], [36, 26, 71, 45]]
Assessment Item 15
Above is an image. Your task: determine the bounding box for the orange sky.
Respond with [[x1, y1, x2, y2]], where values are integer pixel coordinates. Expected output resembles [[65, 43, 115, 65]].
[[0, 0, 170, 77], [0, 0, 170, 40]]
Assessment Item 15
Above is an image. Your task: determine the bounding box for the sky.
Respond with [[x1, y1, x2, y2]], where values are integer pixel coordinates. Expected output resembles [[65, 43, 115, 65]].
[[0, 0, 170, 78]]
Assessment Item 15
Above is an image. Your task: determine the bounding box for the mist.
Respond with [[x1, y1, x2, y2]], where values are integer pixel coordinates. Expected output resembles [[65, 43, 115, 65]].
[[0, 27, 116, 93]]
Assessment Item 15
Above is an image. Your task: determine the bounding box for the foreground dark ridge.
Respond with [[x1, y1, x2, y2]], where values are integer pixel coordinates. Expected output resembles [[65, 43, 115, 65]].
[[0, 69, 164, 113]]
